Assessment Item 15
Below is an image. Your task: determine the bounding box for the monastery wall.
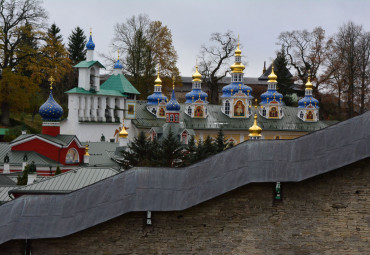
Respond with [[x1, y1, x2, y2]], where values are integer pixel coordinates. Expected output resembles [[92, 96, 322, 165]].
[[1, 158, 369, 254]]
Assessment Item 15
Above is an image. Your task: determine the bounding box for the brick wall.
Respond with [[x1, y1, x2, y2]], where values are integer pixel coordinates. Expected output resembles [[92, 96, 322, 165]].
[[1, 158, 370, 255]]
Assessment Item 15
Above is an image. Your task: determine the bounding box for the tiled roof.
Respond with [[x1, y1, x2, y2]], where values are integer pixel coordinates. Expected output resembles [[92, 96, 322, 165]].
[[9, 167, 118, 195], [100, 74, 140, 95], [132, 101, 328, 132]]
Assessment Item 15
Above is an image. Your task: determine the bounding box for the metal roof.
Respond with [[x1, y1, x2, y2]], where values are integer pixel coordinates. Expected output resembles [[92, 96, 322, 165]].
[[73, 60, 105, 69], [82, 142, 120, 167], [0, 175, 15, 186], [0, 186, 15, 204], [10, 134, 77, 147], [100, 74, 140, 95], [65, 87, 126, 97], [0, 110, 367, 245], [133, 101, 328, 132], [9, 167, 118, 196]]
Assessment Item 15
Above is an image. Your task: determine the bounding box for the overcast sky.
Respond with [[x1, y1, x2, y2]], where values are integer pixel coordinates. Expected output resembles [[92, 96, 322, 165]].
[[43, 0, 370, 77]]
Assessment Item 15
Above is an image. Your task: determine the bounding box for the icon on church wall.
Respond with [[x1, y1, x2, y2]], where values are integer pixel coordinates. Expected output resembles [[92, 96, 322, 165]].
[[269, 107, 278, 118], [125, 100, 136, 119], [306, 110, 314, 120], [65, 148, 79, 164], [234, 100, 245, 116], [159, 107, 165, 117], [194, 106, 204, 117]]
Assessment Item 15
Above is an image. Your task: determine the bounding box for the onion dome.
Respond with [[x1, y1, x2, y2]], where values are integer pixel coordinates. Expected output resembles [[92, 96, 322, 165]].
[[86, 31, 95, 50], [248, 114, 262, 137], [185, 90, 208, 103], [192, 65, 202, 82], [166, 85, 180, 111], [298, 75, 319, 108], [230, 43, 245, 74], [221, 83, 253, 98], [147, 72, 168, 105], [119, 124, 128, 138], [85, 144, 90, 156], [260, 65, 283, 105], [39, 78, 63, 121], [114, 59, 123, 69]]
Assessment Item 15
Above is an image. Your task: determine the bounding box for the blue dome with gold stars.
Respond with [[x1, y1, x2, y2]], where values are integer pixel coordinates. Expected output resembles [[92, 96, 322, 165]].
[[86, 35, 95, 50], [221, 82, 253, 99], [260, 90, 284, 105], [298, 95, 319, 108], [185, 89, 208, 103], [114, 59, 123, 69], [39, 90, 63, 121], [166, 89, 180, 111]]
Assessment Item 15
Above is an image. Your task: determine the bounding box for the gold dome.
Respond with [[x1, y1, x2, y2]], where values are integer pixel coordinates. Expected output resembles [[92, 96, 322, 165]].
[[305, 73, 313, 90], [235, 42, 242, 57], [84, 144, 90, 156], [119, 124, 128, 138], [248, 114, 262, 137], [192, 65, 202, 82], [231, 62, 245, 73], [268, 64, 277, 83], [154, 71, 162, 86]]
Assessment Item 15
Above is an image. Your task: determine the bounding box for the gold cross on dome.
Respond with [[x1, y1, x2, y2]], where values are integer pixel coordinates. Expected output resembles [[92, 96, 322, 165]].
[[172, 76, 175, 89], [48, 76, 55, 90], [254, 98, 258, 109]]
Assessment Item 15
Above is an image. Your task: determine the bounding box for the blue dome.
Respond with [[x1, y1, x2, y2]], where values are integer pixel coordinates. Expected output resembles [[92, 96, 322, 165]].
[[39, 91, 63, 121], [114, 59, 123, 69], [166, 89, 180, 111], [185, 89, 208, 103], [147, 92, 168, 106], [298, 95, 319, 108], [86, 35, 95, 50], [260, 90, 284, 105], [221, 82, 253, 98]]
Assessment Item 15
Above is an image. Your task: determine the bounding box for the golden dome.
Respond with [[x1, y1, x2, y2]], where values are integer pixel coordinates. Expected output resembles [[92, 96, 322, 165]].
[[84, 144, 90, 156], [305, 73, 313, 90], [119, 124, 128, 138], [192, 65, 202, 82], [154, 71, 162, 86], [248, 114, 262, 137], [231, 62, 245, 73], [235, 42, 242, 57], [268, 64, 277, 83]]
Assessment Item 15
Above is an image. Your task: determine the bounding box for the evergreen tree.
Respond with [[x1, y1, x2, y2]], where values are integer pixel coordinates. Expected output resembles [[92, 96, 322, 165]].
[[48, 23, 63, 42], [275, 47, 295, 106], [158, 128, 183, 167], [215, 129, 228, 153], [17, 165, 29, 185], [182, 136, 197, 166], [55, 166, 62, 175], [28, 161, 36, 173], [202, 135, 216, 158], [121, 131, 156, 169], [68, 27, 87, 64]]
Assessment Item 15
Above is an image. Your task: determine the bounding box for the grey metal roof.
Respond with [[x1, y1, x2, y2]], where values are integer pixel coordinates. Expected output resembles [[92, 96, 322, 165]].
[[83, 142, 120, 167], [0, 110, 366, 244], [0, 175, 15, 186], [181, 76, 268, 86], [9, 167, 118, 196], [10, 134, 77, 147], [0, 186, 15, 204], [133, 101, 328, 132]]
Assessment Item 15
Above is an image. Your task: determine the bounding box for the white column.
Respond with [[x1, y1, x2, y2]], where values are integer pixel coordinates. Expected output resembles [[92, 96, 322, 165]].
[[85, 96, 91, 121], [79, 96, 85, 121], [22, 162, 27, 171], [107, 97, 115, 122], [3, 163, 9, 173], [98, 96, 106, 122], [91, 96, 98, 121], [117, 98, 125, 123]]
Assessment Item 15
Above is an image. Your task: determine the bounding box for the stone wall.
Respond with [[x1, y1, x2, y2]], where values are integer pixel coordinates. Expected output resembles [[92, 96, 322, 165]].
[[1, 158, 369, 255]]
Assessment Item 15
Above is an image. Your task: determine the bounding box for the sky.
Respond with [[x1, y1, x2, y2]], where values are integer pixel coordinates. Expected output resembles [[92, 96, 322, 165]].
[[43, 0, 370, 77]]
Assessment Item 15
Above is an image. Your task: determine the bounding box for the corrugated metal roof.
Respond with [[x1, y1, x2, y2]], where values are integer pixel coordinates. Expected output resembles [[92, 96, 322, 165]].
[[132, 101, 328, 132], [10, 134, 76, 146], [100, 74, 140, 95], [0, 186, 15, 204], [83, 142, 119, 167], [65, 87, 126, 97], [9, 167, 119, 195]]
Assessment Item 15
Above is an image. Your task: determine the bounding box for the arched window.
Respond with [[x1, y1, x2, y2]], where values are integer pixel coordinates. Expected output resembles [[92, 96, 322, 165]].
[[262, 108, 266, 117], [300, 111, 304, 119], [188, 106, 192, 115], [65, 148, 79, 164], [225, 100, 230, 115], [175, 115, 179, 122], [182, 132, 188, 144], [152, 108, 156, 114], [170, 115, 174, 122]]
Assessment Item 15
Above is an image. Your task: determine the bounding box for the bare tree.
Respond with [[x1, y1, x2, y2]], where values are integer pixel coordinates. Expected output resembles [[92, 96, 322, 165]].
[[278, 27, 333, 96], [198, 31, 237, 104], [357, 32, 370, 114]]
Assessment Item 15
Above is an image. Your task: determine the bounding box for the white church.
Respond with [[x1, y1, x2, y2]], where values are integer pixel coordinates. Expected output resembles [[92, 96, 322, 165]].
[[60, 33, 140, 142]]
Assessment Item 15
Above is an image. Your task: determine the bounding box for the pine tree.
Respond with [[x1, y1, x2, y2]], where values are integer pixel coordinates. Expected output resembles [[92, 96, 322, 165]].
[[68, 27, 87, 65], [202, 135, 216, 158], [275, 47, 295, 106], [215, 129, 228, 153], [48, 23, 63, 42], [17, 165, 29, 185], [182, 136, 197, 166], [55, 166, 62, 175], [158, 128, 183, 167]]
